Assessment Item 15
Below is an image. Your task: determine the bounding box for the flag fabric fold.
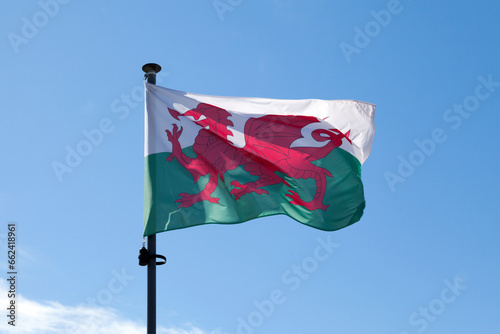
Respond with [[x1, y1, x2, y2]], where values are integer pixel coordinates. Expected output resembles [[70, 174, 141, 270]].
[[144, 83, 375, 236]]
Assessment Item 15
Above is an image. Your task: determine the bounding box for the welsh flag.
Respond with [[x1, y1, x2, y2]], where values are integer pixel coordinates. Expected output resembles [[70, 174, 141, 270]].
[[144, 83, 375, 236]]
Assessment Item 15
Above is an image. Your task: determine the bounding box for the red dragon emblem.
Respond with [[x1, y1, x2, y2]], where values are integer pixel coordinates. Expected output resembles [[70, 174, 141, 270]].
[[165, 103, 351, 211]]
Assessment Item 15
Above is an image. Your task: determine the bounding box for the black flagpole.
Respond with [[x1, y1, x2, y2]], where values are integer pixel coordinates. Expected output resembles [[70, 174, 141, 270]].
[[140, 63, 166, 334]]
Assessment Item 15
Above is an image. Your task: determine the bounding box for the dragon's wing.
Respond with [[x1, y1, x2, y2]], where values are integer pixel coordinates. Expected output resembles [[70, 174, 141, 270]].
[[242, 115, 319, 162]]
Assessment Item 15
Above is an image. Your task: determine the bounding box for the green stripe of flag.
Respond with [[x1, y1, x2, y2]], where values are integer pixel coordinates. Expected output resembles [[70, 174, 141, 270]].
[[144, 146, 364, 236]]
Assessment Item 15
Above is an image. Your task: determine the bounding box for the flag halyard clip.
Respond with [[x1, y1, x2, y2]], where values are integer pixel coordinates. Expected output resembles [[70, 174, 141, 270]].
[[138, 246, 166, 266]]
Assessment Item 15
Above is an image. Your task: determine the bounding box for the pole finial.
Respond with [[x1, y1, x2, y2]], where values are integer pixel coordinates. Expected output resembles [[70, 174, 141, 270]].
[[142, 63, 161, 74]]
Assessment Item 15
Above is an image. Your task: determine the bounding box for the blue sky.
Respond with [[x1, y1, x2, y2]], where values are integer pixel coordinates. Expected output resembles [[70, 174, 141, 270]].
[[1, 0, 499, 333]]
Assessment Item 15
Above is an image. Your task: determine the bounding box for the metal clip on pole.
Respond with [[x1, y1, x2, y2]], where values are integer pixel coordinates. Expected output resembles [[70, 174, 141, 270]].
[[138, 246, 167, 266]]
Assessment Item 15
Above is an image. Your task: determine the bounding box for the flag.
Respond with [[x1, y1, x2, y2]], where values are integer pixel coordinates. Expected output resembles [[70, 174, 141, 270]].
[[144, 83, 375, 236]]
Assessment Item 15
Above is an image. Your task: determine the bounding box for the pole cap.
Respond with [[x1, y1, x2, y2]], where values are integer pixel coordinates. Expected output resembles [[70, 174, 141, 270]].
[[142, 63, 161, 74]]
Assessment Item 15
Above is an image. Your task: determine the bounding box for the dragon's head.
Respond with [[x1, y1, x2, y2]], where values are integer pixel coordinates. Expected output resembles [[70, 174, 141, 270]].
[[312, 128, 352, 148]]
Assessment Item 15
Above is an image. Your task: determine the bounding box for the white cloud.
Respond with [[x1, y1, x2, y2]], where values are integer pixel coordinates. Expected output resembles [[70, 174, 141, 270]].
[[0, 281, 211, 334]]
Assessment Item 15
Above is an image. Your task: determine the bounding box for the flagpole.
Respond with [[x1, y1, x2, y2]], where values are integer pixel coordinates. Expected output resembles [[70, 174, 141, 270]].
[[140, 63, 164, 334]]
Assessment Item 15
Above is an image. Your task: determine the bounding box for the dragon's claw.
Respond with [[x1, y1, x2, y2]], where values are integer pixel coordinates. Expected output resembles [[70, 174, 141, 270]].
[[230, 181, 269, 200], [166, 124, 183, 142], [286, 190, 328, 211], [230, 180, 243, 188]]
